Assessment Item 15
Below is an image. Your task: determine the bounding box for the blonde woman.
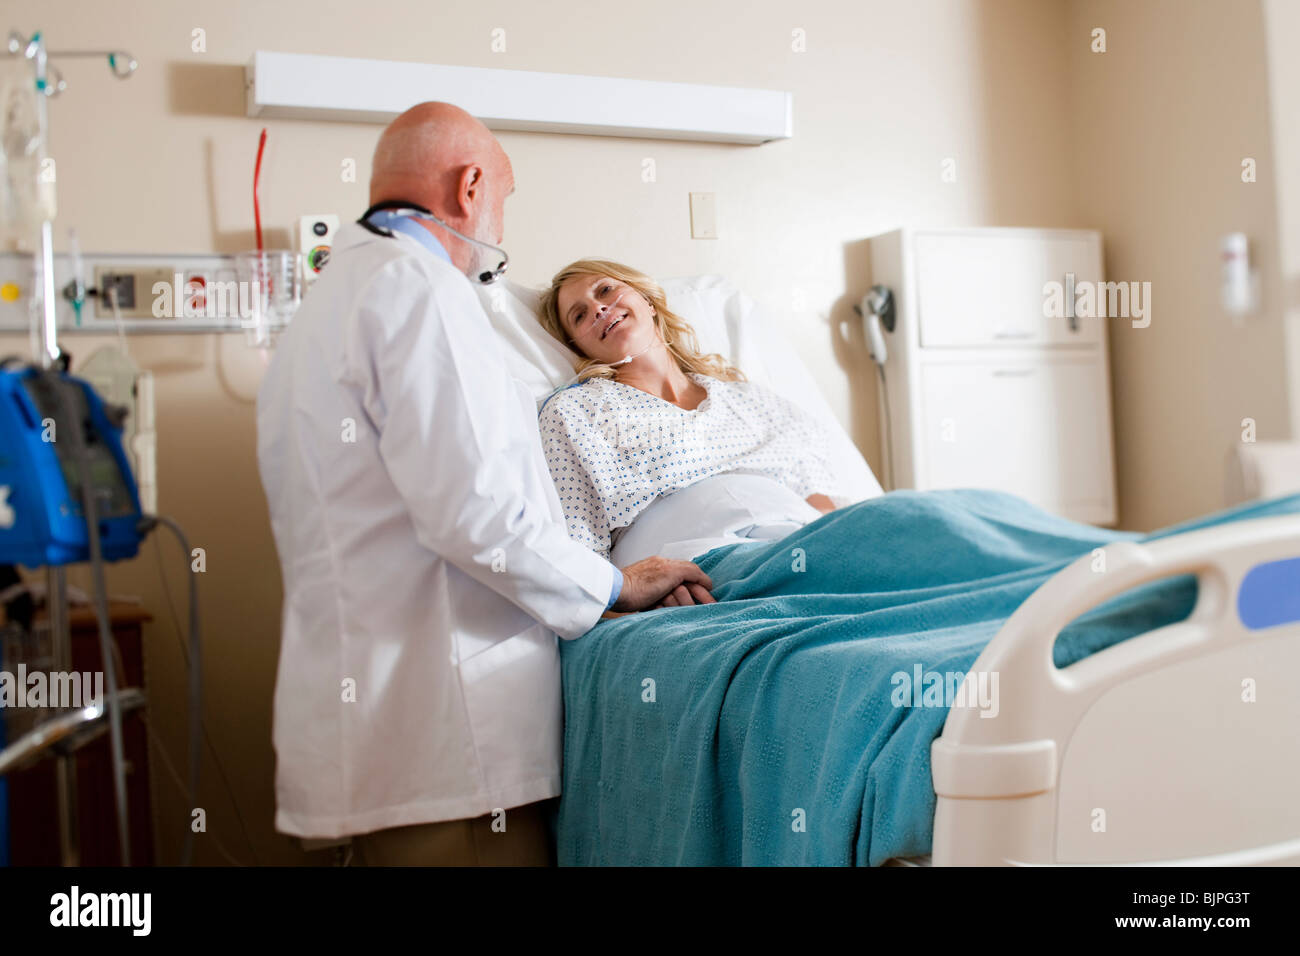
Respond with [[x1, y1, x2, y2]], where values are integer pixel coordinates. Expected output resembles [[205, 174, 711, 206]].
[[537, 258, 846, 572]]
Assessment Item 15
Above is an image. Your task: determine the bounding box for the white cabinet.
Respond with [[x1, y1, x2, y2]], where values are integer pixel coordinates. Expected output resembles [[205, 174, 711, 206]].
[[913, 232, 1104, 348], [868, 228, 1117, 525]]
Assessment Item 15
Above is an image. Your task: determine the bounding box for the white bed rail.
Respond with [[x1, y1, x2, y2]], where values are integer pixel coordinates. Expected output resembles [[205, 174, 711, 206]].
[[931, 514, 1300, 865]]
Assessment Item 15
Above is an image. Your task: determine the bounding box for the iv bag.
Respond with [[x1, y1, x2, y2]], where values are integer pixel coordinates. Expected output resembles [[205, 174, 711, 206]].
[[0, 56, 56, 238]]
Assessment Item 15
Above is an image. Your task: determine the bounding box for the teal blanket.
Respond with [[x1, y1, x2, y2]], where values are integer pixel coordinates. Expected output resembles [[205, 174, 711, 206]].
[[557, 489, 1300, 865]]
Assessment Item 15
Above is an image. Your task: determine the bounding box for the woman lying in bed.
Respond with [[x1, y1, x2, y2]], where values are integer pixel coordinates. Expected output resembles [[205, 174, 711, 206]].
[[537, 258, 847, 587]]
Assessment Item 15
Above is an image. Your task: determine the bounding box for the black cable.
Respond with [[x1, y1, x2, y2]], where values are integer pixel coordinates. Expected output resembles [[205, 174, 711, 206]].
[[150, 531, 259, 865], [137, 514, 202, 866], [137, 711, 247, 865]]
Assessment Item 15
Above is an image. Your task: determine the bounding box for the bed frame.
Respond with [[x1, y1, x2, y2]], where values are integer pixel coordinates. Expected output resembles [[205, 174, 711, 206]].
[[930, 513, 1300, 866]]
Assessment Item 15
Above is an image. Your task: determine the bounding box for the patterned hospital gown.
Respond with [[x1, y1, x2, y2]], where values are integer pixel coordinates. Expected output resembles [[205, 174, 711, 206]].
[[538, 372, 843, 559]]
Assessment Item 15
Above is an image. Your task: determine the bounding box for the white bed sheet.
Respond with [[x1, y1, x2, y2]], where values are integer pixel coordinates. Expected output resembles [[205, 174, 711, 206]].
[[608, 473, 822, 566]]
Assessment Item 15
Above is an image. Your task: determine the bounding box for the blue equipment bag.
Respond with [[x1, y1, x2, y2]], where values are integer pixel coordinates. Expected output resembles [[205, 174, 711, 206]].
[[0, 365, 143, 568]]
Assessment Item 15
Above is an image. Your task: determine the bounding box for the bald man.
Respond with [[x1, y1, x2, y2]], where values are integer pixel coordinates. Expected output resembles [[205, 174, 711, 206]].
[[256, 102, 714, 866]]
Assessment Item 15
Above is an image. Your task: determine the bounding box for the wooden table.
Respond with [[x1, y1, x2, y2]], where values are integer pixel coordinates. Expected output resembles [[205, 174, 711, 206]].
[[3, 602, 155, 866]]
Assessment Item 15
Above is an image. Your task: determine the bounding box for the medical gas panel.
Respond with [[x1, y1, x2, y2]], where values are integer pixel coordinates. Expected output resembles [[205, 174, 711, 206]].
[[0, 251, 248, 334], [0, 235, 332, 335], [867, 227, 1117, 526]]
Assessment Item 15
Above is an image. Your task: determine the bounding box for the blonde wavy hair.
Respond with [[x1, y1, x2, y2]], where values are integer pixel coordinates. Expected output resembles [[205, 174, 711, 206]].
[[538, 258, 745, 383]]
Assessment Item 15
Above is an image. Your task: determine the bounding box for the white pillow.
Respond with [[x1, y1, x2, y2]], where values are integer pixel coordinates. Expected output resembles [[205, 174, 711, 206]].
[[474, 274, 883, 504], [475, 279, 576, 397]]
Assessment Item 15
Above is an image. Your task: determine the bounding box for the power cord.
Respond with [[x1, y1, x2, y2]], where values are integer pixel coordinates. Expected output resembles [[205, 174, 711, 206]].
[[149, 528, 260, 865], [138, 712, 248, 866], [97, 634, 245, 865], [136, 513, 202, 866]]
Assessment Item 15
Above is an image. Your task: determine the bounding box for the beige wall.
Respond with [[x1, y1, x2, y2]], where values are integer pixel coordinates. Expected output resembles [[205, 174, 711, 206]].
[[1, 0, 1291, 864], [1066, 0, 1293, 529], [1263, 0, 1300, 434]]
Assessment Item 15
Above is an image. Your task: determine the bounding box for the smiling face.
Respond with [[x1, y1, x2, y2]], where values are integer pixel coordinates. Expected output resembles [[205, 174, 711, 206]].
[[556, 273, 660, 365]]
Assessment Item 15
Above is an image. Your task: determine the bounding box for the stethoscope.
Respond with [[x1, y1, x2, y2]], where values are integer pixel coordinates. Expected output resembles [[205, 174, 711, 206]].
[[358, 199, 510, 284]]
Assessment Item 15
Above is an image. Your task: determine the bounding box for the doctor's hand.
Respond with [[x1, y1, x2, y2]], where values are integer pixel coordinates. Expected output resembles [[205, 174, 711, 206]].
[[613, 557, 715, 612]]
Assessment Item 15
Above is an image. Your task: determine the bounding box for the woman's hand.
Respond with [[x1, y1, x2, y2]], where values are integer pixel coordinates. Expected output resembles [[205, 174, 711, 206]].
[[655, 582, 715, 608], [806, 493, 836, 514]]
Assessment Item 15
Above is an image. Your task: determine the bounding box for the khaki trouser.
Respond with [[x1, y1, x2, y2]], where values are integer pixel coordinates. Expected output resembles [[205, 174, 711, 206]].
[[350, 798, 558, 866]]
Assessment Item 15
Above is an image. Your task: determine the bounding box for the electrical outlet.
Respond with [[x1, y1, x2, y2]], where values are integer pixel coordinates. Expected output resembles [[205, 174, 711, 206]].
[[97, 272, 136, 310], [93, 266, 177, 319]]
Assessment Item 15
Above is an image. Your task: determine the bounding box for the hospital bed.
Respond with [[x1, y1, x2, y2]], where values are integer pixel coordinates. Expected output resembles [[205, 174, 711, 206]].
[[931, 514, 1300, 866], [477, 275, 1300, 867]]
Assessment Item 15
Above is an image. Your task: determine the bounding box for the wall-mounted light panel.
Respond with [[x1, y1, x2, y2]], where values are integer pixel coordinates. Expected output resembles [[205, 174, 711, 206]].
[[245, 51, 793, 145]]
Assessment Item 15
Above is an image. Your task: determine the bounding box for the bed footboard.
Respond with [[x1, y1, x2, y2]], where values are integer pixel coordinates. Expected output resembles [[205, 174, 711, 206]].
[[931, 514, 1300, 866]]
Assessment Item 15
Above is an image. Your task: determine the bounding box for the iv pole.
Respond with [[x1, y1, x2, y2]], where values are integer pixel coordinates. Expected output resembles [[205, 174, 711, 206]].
[[4, 29, 139, 866]]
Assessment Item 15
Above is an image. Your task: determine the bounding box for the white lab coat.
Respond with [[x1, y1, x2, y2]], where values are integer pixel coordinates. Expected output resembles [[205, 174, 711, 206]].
[[256, 221, 615, 839]]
